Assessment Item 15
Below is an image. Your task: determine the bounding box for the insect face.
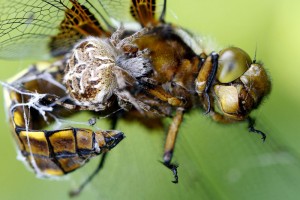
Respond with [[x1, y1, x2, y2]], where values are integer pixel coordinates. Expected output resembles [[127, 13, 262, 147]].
[[213, 47, 271, 120]]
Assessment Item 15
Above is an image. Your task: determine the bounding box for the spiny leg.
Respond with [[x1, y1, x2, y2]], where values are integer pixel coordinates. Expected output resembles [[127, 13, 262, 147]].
[[203, 53, 219, 114], [110, 113, 120, 130], [139, 81, 185, 107], [162, 108, 184, 183], [195, 53, 219, 114], [247, 117, 266, 142], [69, 153, 108, 197], [210, 111, 267, 142], [69, 114, 120, 197]]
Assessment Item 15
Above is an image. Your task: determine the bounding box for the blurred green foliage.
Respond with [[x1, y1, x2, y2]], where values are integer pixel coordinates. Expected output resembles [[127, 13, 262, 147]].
[[1, 0, 300, 200]]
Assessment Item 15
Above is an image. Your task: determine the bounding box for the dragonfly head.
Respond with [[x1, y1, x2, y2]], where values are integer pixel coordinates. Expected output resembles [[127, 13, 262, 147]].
[[212, 47, 271, 120]]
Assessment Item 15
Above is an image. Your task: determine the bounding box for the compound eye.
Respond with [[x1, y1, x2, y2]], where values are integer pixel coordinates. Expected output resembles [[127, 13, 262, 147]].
[[217, 47, 252, 83]]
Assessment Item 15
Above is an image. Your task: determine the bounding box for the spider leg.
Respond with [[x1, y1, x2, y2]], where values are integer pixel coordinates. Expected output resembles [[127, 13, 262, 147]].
[[113, 67, 162, 115], [116, 27, 150, 50], [110, 24, 125, 46]]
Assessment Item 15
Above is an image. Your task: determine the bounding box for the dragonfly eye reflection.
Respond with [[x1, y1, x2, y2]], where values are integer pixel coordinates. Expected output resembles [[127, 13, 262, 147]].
[[217, 47, 252, 83]]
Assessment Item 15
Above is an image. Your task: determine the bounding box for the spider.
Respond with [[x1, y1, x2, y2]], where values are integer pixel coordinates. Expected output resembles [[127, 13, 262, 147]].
[[61, 27, 155, 113]]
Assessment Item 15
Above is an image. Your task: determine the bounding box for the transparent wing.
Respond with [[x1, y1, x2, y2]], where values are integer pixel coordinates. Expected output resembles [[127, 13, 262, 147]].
[[0, 0, 167, 60], [100, 0, 166, 26], [0, 0, 113, 59]]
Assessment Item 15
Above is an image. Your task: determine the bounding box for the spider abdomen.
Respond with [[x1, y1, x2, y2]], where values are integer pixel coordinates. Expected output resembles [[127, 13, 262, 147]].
[[64, 37, 118, 110]]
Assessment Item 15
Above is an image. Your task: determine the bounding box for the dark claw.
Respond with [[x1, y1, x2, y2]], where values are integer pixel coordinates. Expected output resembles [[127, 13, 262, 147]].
[[204, 92, 211, 114], [161, 161, 179, 184], [69, 189, 80, 198], [247, 117, 266, 142], [203, 52, 219, 115], [249, 127, 266, 142]]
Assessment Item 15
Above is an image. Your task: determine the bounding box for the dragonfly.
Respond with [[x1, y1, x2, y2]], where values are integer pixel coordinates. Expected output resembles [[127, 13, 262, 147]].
[[0, 0, 271, 196]]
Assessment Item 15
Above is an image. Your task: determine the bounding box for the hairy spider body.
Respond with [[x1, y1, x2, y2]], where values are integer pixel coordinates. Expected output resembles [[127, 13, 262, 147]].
[[64, 29, 152, 112], [64, 37, 119, 110]]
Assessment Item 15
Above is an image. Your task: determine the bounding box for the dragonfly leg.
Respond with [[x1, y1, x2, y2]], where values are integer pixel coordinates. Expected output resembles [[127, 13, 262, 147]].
[[69, 153, 108, 197], [162, 108, 184, 184], [247, 117, 266, 142]]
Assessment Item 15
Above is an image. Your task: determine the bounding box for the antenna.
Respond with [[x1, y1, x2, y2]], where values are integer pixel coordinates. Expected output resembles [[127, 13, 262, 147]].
[[159, 0, 167, 23], [253, 43, 258, 63]]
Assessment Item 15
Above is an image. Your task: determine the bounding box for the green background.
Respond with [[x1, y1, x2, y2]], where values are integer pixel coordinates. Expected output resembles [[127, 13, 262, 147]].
[[1, 0, 300, 199]]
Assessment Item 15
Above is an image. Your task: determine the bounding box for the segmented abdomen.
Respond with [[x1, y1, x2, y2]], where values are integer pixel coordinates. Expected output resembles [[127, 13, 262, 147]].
[[4, 65, 124, 177]]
